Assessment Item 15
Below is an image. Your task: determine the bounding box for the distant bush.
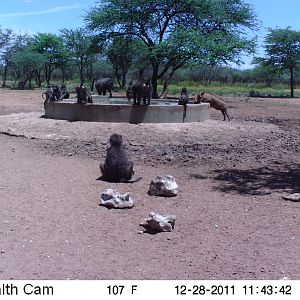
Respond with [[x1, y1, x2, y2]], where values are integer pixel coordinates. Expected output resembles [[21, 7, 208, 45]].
[[249, 90, 261, 97], [156, 81, 300, 98]]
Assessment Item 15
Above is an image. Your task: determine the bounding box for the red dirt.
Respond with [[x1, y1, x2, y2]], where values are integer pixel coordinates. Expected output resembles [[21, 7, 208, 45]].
[[0, 88, 299, 280]]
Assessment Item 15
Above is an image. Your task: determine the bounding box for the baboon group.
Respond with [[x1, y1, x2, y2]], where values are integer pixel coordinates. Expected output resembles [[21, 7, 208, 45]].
[[42, 78, 230, 120], [43, 77, 153, 105], [42, 84, 94, 104], [42, 85, 230, 189], [42, 84, 70, 102]]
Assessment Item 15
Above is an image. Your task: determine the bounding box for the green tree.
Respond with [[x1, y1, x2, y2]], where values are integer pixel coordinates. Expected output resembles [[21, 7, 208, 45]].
[[60, 28, 97, 85], [254, 27, 300, 97], [1, 31, 30, 87], [106, 37, 137, 88], [30, 33, 68, 85], [0, 26, 13, 48], [85, 0, 257, 97], [1, 27, 14, 87], [250, 65, 279, 86], [11, 50, 46, 89]]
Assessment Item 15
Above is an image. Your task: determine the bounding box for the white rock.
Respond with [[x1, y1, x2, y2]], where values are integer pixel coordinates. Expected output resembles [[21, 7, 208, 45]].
[[148, 175, 178, 197], [282, 193, 300, 202], [140, 212, 176, 233], [100, 189, 134, 209]]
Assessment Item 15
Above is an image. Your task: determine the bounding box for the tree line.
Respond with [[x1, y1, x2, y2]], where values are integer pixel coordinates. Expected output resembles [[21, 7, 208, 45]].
[[1, 1, 300, 97]]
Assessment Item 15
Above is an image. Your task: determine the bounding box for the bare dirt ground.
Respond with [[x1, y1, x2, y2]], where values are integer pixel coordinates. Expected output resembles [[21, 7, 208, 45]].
[[0, 88, 299, 280]]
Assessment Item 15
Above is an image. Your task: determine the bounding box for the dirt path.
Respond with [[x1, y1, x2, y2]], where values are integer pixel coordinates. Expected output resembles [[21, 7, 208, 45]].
[[0, 88, 299, 279]]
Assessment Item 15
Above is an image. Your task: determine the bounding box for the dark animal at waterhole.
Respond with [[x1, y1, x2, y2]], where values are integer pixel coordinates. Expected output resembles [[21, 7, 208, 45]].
[[95, 78, 114, 97], [127, 79, 152, 105], [76, 85, 93, 104]]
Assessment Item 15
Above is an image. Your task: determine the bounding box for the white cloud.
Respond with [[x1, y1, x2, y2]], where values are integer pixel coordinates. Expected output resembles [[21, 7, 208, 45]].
[[0, 5, 81, 18]]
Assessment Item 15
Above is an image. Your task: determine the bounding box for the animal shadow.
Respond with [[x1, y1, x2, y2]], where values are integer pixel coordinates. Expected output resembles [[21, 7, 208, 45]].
[[212, 162, 300, 195], [96, 175, 142, 184], [96, 175, 110, 182]]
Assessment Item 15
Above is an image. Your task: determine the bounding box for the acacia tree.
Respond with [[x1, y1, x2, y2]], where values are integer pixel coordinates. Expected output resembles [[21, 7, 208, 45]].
[[106, 37, 139, 88], [30, 33, 67, 85], [11, 50, 46, 89], [1, 31, 30, 87], [0, 26, 13, 48], [60, 28, 97, 85], [85, 0, 257, 97], [254, 27, 300, 98], [1, 27, 14, 87]]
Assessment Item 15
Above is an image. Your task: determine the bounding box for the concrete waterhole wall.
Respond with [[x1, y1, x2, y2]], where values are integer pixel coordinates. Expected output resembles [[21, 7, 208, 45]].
[[44, 96, 210, 124]]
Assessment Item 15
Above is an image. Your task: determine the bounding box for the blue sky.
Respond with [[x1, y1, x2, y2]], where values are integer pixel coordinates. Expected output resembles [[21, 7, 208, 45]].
[[1, 0, 300, 68], [0, 0, 96, 34], [246, 0, 300, 55]]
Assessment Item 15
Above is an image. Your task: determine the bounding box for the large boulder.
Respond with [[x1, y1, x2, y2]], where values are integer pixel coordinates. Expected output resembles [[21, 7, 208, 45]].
[[140, 212, 176, 233], [148, 175, 178, 197], [100, 189, 134, 209]]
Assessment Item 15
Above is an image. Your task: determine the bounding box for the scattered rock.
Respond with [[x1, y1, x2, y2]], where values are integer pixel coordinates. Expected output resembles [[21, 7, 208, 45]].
[[129, 142, 144, 147], [100, 189, 134, 209], [148, 175, 178, 197], [164, 155, 175, 162], [282, 193, 300, 202], [140, 212, 176, 233]]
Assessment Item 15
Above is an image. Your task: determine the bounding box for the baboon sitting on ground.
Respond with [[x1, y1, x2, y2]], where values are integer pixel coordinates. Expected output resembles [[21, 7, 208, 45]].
[[194, 92, 230, 121], [100, 134, 141, 183]]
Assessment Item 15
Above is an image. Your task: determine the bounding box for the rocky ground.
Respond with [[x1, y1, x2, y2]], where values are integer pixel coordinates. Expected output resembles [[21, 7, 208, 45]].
[[0, 88, 299, 280]]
